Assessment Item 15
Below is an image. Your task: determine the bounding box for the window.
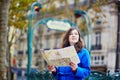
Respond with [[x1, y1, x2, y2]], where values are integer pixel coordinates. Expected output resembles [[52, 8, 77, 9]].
[[95, 32, 101, 45], [47, 28, 51, 32], [91, 0, 97, 4], [92, 32, 102, 50], [18, 50, 23, 56], [83, 0, 88, 5], [35, 58, 40, 66], [18, 58, 22, 67], [54, 37, 61, 49], [101, 56, 104, 64], [45, 37, 50, 50], [34, 49, 38, 54]]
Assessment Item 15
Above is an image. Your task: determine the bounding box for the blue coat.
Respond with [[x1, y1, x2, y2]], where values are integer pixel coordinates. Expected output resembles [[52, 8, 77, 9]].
[[53, 48, 91, 80]]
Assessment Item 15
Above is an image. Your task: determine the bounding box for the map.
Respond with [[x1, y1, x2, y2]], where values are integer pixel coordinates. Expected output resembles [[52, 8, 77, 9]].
[[40, 46, 80, 66]]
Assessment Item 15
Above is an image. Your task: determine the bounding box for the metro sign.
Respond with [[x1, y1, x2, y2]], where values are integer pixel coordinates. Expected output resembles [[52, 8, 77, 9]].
[[47, 20, 71, 31]]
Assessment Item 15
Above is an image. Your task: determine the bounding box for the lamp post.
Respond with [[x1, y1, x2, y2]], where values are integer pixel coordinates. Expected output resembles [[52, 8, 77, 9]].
[[74, 10, 92, 54], [27, 2, 42, 80]]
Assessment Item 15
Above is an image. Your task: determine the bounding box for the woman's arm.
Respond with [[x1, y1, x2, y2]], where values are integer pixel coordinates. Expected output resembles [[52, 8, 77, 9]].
[[75, 49, 91, 78], [47, 65, 57, 75]]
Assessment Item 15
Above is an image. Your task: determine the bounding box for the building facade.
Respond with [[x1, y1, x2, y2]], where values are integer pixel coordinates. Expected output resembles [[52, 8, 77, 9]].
[[10, 1, 119, 75]]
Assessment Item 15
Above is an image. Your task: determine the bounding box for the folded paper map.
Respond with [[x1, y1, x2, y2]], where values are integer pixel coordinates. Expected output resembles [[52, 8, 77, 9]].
[[40, 46, 80, 66]]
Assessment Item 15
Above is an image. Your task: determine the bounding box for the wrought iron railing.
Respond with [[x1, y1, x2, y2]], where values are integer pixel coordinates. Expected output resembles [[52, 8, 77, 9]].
[[27, 70, 120, 80], [26, 69, 55, 80], [13, 68, 120, 80], [87, 70, 120, 80]]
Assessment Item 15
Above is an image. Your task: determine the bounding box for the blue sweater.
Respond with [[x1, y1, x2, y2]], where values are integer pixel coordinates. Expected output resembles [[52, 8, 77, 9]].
[[53, 48, 91, 80]]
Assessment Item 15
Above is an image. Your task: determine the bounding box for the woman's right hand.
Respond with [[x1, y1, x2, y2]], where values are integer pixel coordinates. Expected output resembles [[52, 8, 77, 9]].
[[47, 65, 56, 72]]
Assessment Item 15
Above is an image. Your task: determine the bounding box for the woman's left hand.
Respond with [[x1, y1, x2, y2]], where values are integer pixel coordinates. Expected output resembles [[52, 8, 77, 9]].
[[69, 62, 78, 71]]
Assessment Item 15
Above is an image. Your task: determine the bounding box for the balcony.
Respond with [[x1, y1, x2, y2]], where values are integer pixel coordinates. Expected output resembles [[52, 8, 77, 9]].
[[91, 44, 102, 50]]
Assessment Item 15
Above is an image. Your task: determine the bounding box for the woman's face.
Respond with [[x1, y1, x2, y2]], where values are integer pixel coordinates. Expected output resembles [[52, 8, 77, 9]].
[[69, 29, 79, 45]]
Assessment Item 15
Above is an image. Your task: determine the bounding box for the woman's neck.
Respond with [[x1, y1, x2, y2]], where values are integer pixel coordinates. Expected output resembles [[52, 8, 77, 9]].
[[70, 43, 75, 46]]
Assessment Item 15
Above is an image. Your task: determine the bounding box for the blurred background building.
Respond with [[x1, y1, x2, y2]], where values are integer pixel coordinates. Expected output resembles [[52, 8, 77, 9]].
[[9, 1, 120, 79]]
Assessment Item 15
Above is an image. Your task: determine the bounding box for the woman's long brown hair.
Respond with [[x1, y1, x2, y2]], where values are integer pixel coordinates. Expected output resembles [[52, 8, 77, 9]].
[[61, 28, 84, 52]]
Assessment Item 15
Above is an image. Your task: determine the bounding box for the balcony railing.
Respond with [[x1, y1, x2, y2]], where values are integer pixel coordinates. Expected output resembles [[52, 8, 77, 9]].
[[91, 44, 102, 50]]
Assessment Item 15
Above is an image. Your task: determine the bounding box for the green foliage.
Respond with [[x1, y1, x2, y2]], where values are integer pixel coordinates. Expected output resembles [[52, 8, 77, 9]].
[[8, 0, 113, 30], [9, 0, 37, 29]]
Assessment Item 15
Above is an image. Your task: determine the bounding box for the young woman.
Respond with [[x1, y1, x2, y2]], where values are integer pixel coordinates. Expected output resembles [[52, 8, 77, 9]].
[[48, 28, 91, 80]]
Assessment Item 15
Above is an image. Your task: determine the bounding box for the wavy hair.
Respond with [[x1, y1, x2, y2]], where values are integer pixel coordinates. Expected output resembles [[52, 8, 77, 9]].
[[61, 27, 84, 52]]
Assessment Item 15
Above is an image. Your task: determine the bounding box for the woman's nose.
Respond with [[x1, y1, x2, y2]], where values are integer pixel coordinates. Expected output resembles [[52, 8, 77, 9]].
[[72, 34, 76, 36]]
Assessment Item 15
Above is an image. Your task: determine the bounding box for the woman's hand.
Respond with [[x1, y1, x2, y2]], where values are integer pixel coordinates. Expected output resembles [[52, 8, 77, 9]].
[[69, 62, 78, 71], [47, 65, 56, 72]]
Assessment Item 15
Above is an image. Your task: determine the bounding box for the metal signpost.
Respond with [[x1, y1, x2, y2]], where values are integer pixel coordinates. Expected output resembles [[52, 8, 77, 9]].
[[27, 2, 93, 80], [27, 2, 79, 80]]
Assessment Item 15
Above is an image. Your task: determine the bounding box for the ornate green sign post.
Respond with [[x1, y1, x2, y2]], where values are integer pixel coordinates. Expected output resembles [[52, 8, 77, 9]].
[[27, 2, 42, 80], [27, 2, 92, 80], [27, 2, 77, 80]]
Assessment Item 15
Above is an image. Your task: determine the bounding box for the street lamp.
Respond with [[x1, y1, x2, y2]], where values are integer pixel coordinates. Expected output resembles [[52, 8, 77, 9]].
[[27, 2, 42, 80], [74, 10, 92, 54]]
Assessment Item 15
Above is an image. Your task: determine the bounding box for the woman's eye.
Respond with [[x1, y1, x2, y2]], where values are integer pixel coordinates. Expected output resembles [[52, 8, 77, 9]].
[[75, 33, 78, 35], [69, 33, 73, 35]]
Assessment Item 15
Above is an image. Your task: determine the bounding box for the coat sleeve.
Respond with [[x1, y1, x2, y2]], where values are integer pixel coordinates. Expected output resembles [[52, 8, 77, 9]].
[[75, 48, 91, 78]]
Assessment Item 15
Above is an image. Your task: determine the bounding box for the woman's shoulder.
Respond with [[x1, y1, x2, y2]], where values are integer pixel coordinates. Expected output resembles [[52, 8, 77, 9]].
[[78, 47, 89, 55], [81, 47, 89, 52]]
